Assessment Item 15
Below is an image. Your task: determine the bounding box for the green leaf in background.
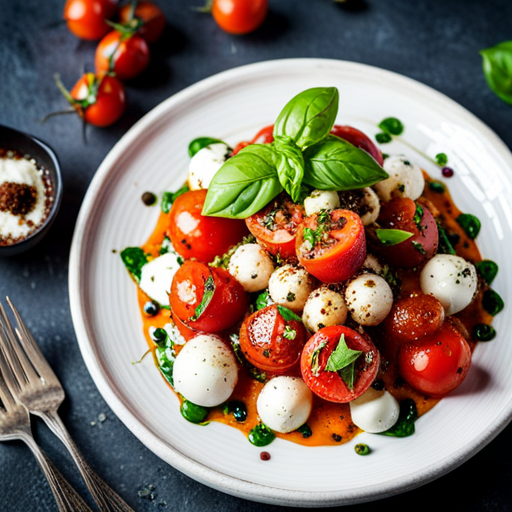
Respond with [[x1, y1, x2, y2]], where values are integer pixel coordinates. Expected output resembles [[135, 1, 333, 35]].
[[480, 41, 512, 105], [120, 247, 148, 283], [273, 87, 339, 150], [202, 144, 283, 218], [273, 136, 305, 202], [303, 135, 388, 190], [188, 137, 226, 157], [378, 117, 404, 136], [375, 228, 414, 246]]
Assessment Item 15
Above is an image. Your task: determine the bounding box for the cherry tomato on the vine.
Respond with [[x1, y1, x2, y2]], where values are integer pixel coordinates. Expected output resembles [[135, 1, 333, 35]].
[[168, 189, 249, 263], [118, 1, 166, 44], [95, 30, 150, 80], [239, 305, 308, 373], [300, 326, 380, 403], [64, 0, 118, 40], [211, 0, 268, 35], [398, 322, 472, 397], [330, 125, 384, 166], [170, 260, 249, 333]]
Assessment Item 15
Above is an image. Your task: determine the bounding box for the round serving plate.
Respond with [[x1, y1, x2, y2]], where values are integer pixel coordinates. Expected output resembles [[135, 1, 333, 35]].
[[69, 58, 512, 507]]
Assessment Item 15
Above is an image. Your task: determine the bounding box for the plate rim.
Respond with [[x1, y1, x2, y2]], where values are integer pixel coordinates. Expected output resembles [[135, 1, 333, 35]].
[[69, 57, 512, 507]]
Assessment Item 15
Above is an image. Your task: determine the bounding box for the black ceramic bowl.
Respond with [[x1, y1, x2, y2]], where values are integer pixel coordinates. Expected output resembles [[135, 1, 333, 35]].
[[0, 124, 63, 256]]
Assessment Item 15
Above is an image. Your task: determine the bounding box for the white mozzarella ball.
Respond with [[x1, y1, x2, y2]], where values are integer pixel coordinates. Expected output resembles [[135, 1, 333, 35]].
[[304, 189, 340, 216], [268, 264, 316, 311], [139, 252, 182, 306], [345, 274, 393, 326], [362, 253, 383, 274], [257, 376, 313, 433], [187, 142, 231, 190], [359, 187, 381, 225], [349, 387, 400, 433], [228, 243, 274, 293], [374, 155, 425, 201], [173, 335, 238, 407], [420, 254, 478, 315], [302, 286, 347, 332]]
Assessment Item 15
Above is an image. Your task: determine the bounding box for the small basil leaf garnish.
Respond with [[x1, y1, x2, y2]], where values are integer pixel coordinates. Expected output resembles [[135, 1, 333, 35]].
[[480, 41, 512, 105], [120, 247, 148, 283], [154, 329, 175, 387], [273, 136, 305, 202], [378, 117, 404, 136], [456, 213, 481, 240], [202, 144, 283, 219], [475, 260, 499, 285], [436, 222, 456, 255], [161, 184, 189, 213], [375, 228, 413, 246], [276, 305, 302, 322], [188, 137, 225, 157], [303, 135, 388, 190], [325, 334, 362, 373], [189, 274, 216, 321], [273, 87, 339, 150]]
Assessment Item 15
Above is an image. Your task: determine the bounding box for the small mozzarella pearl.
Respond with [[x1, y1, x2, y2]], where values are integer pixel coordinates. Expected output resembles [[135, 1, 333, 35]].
[[268, 264, 316, 311], [304, 190, 340, 216], [374, 155, 425, 201], [302, 286, 347, 332], [228, 243, 274, 293], [350, 387, 400, 433]]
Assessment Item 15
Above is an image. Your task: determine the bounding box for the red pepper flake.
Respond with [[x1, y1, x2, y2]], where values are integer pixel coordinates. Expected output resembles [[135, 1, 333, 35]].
[[260, 451, 271, 461]]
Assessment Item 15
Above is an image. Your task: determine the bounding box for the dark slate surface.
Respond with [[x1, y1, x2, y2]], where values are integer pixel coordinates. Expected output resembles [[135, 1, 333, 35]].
[[1, 0, 512, 510]]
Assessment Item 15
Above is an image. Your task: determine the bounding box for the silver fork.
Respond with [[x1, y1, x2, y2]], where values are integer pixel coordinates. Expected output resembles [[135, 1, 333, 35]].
[[0, 352, 93, 511], [0, 298, 136, 512]]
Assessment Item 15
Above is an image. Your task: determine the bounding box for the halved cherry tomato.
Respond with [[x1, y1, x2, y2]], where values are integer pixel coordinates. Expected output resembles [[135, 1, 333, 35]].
[[118, 1, 166, 43], [330, 125, 384, 166], [300, 325, 380, 403], [296, 209, 366, 283], [374, 198, 438, 268], [64, 0, 117, 40], [239, 305, 307, 372], [70, 73, 126, 127], [95, 30, 150, 80], [398, 322, 472, 397], [170, 260, 249, 333], [211, 0, 268, 35], [168, 189, 249, 263], [245, 193, 304, 261]]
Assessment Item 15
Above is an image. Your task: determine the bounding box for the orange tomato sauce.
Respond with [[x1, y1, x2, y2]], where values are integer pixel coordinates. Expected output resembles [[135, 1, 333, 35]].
[[136, 172, 491, 447]]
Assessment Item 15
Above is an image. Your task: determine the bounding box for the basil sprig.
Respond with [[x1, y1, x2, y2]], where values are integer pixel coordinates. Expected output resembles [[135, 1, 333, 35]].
[[480, 41, 512, 105], [203, 87, 388, 219]]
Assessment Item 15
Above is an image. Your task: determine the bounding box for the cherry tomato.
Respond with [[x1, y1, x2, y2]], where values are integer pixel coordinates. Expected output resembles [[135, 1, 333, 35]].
[[168, 189, 249, 263], [300, 326, 380, 403], [330, 125, 384, 166], [239, 305, 308, 372], [95, 30, 150, 80], [245, 193, 304, 261], [211, 0, 268, 35], [64, 0, 117, 40], [398, 322, 472, 397], [296, 209, 366, 283], [170, 260, 249, 333], [70, 73, 126, 127], [374, 198, 438, 268], [118, 1, 166, 43], [232, 125, 274, 155]]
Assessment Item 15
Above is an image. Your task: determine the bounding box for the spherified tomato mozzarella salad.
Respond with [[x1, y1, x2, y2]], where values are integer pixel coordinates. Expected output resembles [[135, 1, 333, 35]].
[[121, 87, 502, 450]]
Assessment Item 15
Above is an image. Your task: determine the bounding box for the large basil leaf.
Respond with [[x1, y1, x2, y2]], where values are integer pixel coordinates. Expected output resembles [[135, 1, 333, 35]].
[[202, 144, 283, 218], [480, 41, 512, 105], [273, 87, 339, 150], [303, 135, 388, 190], [273, 136, 304, 202]]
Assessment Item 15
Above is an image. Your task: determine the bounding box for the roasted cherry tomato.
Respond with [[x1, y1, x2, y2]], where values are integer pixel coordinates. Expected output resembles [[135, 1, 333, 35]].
[[95, 30, 150, 80], [64, 0, 117, 40], [296, 209, 366, 283], [170, 260, 249, 333], [118, 1, 166, 43], [69, 73, 126, 127], [168, 189, 249, 263], [239, 305, 308, 372], [211, 0, 268, 35], [374, 198, 438, 268], [398, 322, 472, 397], [330, 125, 384, 166], [300, 325, 380, 403], [245, 193, 304, 261]]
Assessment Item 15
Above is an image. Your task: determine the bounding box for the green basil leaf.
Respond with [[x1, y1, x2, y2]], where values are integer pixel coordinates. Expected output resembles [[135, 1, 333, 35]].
[[120, 247, 148, 283], [277, 305, 302, 322], [375, 228, 414, 246], [202, 144, 283, 219], [303, 135, 388, 190], [189, 275, 216, 321], [325, 334, 362, 373], [161, 184, 189, 213], [480, 41, 512, 105], [273, 136, 305, 202], [188, 137, 226, 157], [273, 87, 339, 150], [378, 117, 404, 136]]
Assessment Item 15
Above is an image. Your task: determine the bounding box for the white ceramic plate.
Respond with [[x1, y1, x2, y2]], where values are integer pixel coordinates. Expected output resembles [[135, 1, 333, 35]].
[[69, 59, 512, 507]]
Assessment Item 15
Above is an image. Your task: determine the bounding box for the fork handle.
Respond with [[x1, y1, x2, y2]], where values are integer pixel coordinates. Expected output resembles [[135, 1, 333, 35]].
[[20, 431, 93, 512], [39, 410, 135, 512]]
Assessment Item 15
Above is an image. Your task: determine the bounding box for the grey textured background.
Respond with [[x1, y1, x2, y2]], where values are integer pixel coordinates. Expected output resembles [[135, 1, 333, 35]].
[[1, 0, 512, 510]]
